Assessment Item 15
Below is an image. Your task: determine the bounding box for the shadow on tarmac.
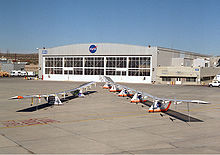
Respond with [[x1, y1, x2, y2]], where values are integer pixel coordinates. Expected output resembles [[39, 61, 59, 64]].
[[141, 101, 203, 122], [163, 110, 203, 122], [16, 91, 97, 112]]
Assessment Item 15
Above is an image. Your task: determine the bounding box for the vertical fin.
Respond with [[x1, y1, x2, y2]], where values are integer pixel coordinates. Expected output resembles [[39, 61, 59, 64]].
[[164, 101, 172, 111]]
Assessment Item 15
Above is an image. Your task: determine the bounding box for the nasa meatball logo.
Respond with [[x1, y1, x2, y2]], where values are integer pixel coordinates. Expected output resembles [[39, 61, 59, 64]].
[[89, 45, 97, 53]]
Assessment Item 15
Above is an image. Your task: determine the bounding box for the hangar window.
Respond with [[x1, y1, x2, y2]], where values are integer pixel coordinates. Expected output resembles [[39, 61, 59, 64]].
[[95, 69, 104, 75], [45, 57, 63, 75], [116, 57, 127, 68], [74, 68, 83, 75], [45, 68, 52, 74], [64, 70, 73, 74], [48, 68, 54, 74], [129, 57, 139, 68], [45, 57, 63, 67], [45, 58, 54, 67], [85, 68, 104, 75], [44, 56, 151, 77], [140, 57, 151, 68], [106, 57, 127, 68], [129, 57, 150, 68], [64, 58, 73, 67], [85, 57, 94, 67], [54, 58, 63, 67], [85, 68, 93, 75], [53, 68, 63, 74], [95, 57, 104, 67], [106, 69, 116, 75], [84, 57, 104, 68], [74, 58, 83, 67], [106, 69, 126, 76], [127, 57, 151, 76], [128, 69, 150, 76], [122, 71, 126, 76], [106, 57, 115, 67], [140, 69, 150, 76], [45, 68, 62, 74]]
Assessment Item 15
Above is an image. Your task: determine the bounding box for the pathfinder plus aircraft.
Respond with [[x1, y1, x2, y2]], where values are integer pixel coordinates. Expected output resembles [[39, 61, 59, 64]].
[[102, 76, 209, 121], [10, 81, 96, 106]]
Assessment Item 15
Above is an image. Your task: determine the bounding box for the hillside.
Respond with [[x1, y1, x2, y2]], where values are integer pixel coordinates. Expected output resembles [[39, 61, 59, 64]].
[[0, 53, 38, 64]]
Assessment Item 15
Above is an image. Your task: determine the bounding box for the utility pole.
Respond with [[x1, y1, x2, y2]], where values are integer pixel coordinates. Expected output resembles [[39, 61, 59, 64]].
[[14, 53, 17, 62], [6, 49, 9, 58]]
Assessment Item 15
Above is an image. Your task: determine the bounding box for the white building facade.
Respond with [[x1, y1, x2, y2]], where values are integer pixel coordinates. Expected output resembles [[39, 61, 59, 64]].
[[38, 43, 157, 83], [38, 43, 213, 84]]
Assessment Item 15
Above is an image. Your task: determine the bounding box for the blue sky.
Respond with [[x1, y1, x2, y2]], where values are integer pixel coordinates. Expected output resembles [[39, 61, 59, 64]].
[[0, 0, 219, 55]]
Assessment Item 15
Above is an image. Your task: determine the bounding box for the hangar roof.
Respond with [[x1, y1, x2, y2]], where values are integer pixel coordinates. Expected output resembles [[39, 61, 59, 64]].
[[158, 47, 211, 57], [41, 43, 156, 56], [40, 43, 211, 57]]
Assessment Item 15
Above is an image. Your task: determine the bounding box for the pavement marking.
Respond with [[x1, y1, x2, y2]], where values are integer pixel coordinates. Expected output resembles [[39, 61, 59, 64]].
[[0, 113, 151, 129], [0, 133, 35, 154], [0, 118, 60, 129], [1, 104, 217, 129]]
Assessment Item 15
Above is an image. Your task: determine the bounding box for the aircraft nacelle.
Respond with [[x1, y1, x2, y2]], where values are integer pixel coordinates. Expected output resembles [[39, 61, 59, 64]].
[[118, 89, 134, 97], [109, 85, 121, 92], [61, 93, 68, 97], [46, 95, 62, 105], [78, 89, 85, 97], [148, 100, 171, 112], [103, 83, 112, 89]]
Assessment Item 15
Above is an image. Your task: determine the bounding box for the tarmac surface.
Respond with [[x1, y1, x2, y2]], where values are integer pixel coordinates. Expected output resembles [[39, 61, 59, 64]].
[[0, 77, 220, 154]]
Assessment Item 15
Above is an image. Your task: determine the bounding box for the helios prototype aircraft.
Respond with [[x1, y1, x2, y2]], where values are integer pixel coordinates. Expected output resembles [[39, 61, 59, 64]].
[[10, 81, 96, 106], [102, 76, 208, 117]]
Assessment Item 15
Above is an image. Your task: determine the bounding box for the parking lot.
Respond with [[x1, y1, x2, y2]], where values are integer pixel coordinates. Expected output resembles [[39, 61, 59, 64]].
[[0, 78, 220, 153]]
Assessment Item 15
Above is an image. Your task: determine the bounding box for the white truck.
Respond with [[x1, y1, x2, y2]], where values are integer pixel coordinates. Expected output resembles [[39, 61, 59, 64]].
[[10, 70, 27, 76], [26, 71, 35, 77], [209, 81, 220, 87]]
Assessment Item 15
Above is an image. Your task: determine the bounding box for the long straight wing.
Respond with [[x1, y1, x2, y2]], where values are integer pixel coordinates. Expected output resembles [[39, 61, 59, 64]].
[[103, 76, 208, 104], [56, 81, 96, 95], [10, 81, 96, 99]]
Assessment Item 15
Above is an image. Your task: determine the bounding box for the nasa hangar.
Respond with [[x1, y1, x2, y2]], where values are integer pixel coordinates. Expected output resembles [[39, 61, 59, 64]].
[[38, 43, 219, 84]]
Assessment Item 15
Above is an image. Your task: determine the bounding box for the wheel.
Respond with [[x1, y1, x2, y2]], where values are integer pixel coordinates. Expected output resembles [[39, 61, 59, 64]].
[[209, 84, 213, 87]]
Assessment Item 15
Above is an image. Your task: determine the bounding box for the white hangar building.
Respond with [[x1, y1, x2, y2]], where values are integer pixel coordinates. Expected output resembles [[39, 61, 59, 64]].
[[38, 43, 210, 84]]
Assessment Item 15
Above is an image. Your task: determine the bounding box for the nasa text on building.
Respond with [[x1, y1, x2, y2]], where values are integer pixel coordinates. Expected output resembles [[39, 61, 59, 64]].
[[38, 43, 220, 84]]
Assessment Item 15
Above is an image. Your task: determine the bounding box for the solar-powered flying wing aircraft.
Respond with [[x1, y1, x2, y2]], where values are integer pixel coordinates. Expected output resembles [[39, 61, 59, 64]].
[[102, 76, 209, 119], [10, 81, 96, 106]]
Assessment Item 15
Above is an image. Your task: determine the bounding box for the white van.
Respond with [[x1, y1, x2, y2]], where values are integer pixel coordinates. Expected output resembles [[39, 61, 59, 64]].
[[27, 71, 35, 77], [10, 70, 27, 76], [20, 71, 27, 76], [10, 70, 19, 76]]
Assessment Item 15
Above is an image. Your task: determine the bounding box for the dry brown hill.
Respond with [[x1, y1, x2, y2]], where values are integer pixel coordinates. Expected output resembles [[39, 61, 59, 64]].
[[0, 53, 38, 65]]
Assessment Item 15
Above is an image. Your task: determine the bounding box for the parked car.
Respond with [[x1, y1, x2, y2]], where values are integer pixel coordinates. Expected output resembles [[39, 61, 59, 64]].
[[209, 81, 220, 87]]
